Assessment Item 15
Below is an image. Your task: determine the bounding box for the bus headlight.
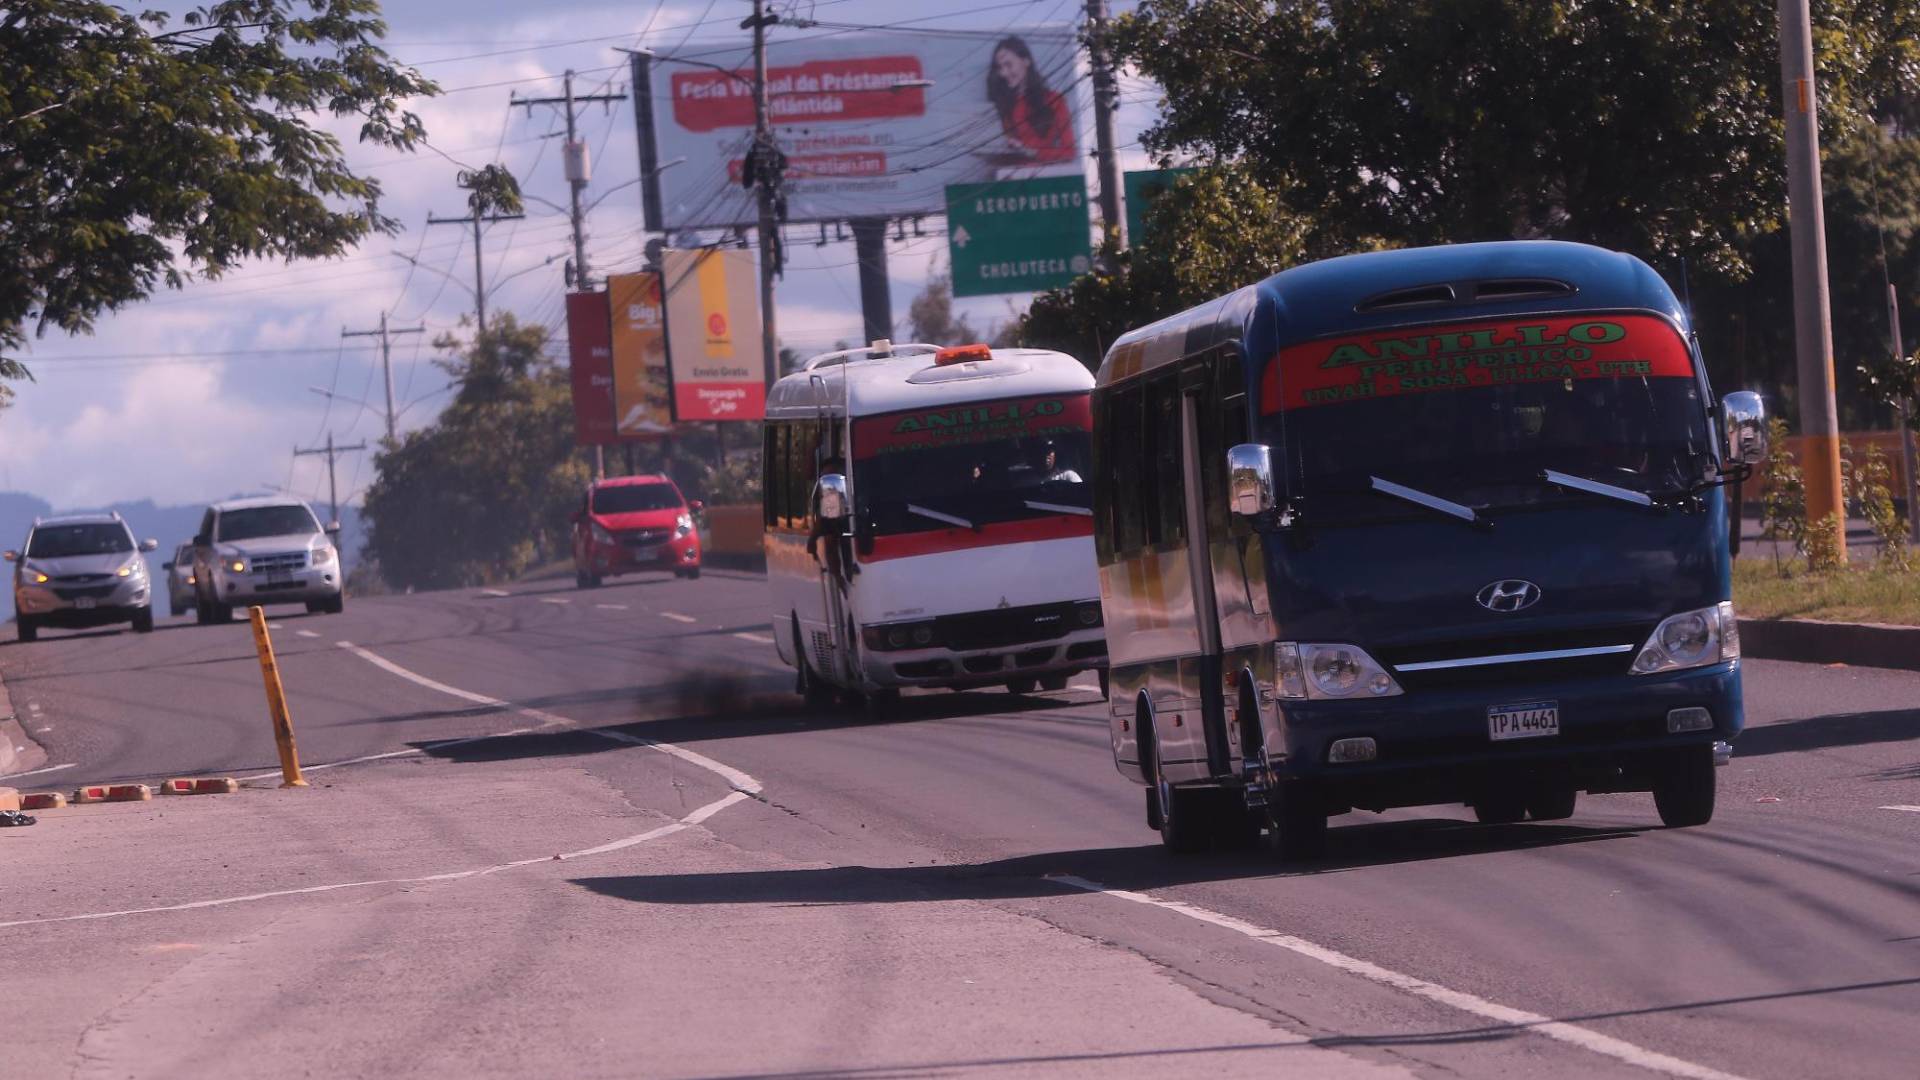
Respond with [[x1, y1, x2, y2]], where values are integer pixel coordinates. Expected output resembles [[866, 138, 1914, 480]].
[[1632, 602, 1738, 674], [1274, 642, 1402, 700], [862, 620, 938, 652]]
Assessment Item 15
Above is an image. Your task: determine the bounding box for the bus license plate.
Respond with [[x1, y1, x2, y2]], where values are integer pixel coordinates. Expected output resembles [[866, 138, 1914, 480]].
[[1489, 701, 1558, 741]]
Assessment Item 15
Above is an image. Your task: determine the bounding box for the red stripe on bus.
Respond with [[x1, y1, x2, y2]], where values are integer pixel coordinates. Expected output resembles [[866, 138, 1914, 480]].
[[862, 514, 1093, 562]]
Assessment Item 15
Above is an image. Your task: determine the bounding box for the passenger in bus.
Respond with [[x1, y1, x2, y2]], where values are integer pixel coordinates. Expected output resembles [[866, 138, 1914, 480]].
[[1013, 437, 1083, 485]]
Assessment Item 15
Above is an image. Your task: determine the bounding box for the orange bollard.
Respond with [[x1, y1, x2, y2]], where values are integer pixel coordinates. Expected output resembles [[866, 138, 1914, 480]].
[[248, 606, 307, 788]]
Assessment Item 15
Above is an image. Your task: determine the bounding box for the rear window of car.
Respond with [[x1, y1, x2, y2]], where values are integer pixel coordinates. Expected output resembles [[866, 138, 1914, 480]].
[[27, 524, 133, 558], [592, 484, 681, 514]]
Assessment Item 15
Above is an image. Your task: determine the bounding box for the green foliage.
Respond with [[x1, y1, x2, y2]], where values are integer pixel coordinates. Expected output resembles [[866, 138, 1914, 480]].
[[359, 315, 589, 590], [1113, 0, 1920, 282], [906, 268, 980, 346], [0, 1, 436, 375], [1856, 442, 1912, 568], [1018, 164, 1326, 365], [1807, 511, 1849, 572], [1758, 416, 1808, 572]]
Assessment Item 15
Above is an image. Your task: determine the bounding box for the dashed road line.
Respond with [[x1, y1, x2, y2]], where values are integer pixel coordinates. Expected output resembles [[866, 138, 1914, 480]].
[[595, 603, 628, 610], [1880, 805, 1920, 814], [1049, 875, 1746, 1080], [538, 597, 570, 606], [268, 622, 284, 630], [294, 629, 320, 639], [479, 588, 509, 597], [660, 611, 698, 623], [732, 632, 775, 644]]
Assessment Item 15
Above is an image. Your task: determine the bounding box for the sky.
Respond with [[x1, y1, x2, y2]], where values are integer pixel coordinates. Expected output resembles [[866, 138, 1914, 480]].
[[0, 0, 1163, 515]]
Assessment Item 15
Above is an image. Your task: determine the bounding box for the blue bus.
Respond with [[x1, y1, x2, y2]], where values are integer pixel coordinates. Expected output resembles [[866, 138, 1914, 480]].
[[1089, 241, 1767, 859]]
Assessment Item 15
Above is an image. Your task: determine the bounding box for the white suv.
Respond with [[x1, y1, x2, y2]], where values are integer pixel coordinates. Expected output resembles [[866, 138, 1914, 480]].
[[6, 513, 159, 642], [190, 497, 344, 623]]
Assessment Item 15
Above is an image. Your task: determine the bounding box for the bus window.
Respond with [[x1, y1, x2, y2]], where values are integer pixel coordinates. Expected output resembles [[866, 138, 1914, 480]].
[[1199, 350, 1247, 535], [764, 423, 786, 527], [1145, 375, 1185, 547], [1109, 385, 1146, 555]]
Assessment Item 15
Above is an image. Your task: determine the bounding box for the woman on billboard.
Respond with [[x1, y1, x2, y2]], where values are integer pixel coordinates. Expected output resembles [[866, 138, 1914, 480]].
[[987, 36, 1075, 165]]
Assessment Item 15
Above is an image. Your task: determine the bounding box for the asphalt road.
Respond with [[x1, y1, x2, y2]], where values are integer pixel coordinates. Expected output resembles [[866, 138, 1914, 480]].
[[3, 570, 1917, 1079]]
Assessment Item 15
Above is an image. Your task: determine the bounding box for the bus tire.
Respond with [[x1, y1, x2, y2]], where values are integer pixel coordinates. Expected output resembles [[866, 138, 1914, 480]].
[[1141, 706, 1210, 854], [1005, 678, 1037, 695], [793, 619, 836, 710], [1528, 785, 1578, 821], [1038, 673, 1070, 692], [1269, 782, 1328, 862], [1653, 745, 1715, 828], [1472, 791, 1529, 825]]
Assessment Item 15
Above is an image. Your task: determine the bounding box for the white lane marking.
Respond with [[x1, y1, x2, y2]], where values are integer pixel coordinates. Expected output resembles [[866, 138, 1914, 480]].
[[6, 650, 764, 931], [479, 589, 509, 597], [732, 632, 775, 644], [660, 611, 697, 623], [595, 603, 628, 610], [1880, 805, 1920, 813], [538, 597, 570, 606], [0, 790, 756, 931], [268, 623, 284, 630], [294, 629, 320, 639], [28, 702, 43, 712], [0, 761, 77, 781], [1050, 876, 1748, 1080]]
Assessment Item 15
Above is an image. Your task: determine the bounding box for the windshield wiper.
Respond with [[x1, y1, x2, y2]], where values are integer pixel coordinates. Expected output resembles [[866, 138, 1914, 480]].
[[1369, 476, 1481, 526], [1022, 500, 1092, 517], [1541, 469, 1655, 508], [906, 503, 975, 530]]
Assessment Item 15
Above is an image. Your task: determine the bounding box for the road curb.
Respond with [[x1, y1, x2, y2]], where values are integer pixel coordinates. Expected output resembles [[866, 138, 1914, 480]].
[[73, 783, 152, 804], [162, 777, 240, 796], [0, 664, 18, 777], [20, 791, 66, 810], [1740, 617, 1920, 673], [0, 786, 18, 812]]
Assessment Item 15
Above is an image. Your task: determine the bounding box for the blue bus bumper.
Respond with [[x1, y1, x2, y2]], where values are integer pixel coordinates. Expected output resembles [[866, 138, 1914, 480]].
[[1272, 662, 1741, 810]]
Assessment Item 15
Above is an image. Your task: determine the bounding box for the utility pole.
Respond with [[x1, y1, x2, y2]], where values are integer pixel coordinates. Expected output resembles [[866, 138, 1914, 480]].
[[746, 0, 782, 391], [1889, 284, 1920, 542], [341, 311, 424, 443], [427, 209, 524, 333], [1086, 0, 1125, 253], [294, 432, 367, 525], [1777, 0, 1847, 563], [851, 218, 891, 343], [512, 71, 627, 292]]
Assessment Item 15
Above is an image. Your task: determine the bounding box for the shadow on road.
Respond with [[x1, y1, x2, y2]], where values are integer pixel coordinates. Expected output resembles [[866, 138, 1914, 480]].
[[1736, 708, 1920, 764], [573, 818, 1647, 907]]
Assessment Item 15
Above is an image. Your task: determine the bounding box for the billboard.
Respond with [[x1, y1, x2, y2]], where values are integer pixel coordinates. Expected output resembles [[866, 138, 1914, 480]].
[[645, 29, 1085, 228], [607, 271, 673, 437], [565, 290, 616, 446], [660, 247, 765, 421]]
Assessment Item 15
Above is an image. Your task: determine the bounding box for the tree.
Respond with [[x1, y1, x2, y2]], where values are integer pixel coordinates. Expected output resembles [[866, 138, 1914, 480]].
[[360, 315, 590, 590], [1019, 164, 1332, 366], [1112, 0, 1920, 282], [906, 266, 980, 345], [0, 0, 438, 392]]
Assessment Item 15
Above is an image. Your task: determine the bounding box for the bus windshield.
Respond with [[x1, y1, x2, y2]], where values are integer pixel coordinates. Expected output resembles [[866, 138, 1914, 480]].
[[852, 393, 1093, 535], [1259, 314, 1714, 520]]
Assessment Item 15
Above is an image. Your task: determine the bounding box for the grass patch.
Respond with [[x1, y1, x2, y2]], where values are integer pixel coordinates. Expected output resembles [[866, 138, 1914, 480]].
[[1733, 560, 1920, 625]]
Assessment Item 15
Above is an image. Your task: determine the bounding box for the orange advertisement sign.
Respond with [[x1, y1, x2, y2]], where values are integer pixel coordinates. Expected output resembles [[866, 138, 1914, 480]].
[[607, 271, 672, 437]]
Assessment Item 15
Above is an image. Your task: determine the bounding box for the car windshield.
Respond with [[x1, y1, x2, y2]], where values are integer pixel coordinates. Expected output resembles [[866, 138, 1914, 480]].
[[218, 505, 320, 541], [852, 393, 1092, 535], [27, 523, 133, 558], [593, 484, 681, 514], [1259, 313, 1713, 523]]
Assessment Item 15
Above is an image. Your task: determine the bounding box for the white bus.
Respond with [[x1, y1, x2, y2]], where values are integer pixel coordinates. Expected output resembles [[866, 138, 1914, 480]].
[[763, 340, 1106, 710]]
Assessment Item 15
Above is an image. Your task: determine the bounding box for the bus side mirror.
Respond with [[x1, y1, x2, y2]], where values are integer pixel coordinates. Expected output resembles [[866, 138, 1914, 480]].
[[816, 473, 850, 522], [1227, 444, 1275, 517], [1722, 391, 1767, 466]]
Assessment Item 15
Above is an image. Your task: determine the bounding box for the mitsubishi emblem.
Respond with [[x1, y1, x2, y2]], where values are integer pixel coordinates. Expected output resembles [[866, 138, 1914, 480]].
[[1476, 579, 1541, 613]]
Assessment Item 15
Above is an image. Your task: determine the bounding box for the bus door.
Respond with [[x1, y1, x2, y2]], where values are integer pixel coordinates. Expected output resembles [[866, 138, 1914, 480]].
[[1173, 360, 1234, 780], [813, 416, 858, 686]]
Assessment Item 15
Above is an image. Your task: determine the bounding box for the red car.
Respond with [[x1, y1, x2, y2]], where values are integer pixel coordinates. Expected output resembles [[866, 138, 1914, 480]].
[[571, 476, 703, 587]]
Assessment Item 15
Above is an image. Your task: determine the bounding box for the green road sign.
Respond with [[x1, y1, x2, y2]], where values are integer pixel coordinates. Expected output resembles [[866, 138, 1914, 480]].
[[1123, 167, 1195, 245], [946, 175, 1092, 297]]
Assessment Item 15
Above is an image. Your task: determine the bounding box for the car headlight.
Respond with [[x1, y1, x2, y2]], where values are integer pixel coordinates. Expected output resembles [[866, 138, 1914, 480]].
[[590, 522, 614, 545], [23, 563, 50, 584], [229, 559, 247, 573], [1631, 602, 1739, 675], [674, 512, 694, 538], [1274, 642, 1403, 700], [117, 563, 134, 578], [311, 544, 335, 566]]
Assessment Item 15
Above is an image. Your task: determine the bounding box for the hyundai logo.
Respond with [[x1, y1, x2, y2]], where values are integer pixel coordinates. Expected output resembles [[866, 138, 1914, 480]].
[[1476, 579, 1541, 613]]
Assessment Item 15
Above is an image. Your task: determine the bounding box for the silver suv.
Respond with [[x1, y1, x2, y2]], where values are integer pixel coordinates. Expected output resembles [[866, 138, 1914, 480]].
[[6, 513, 159, 642], [190, 496, 344, 623]]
